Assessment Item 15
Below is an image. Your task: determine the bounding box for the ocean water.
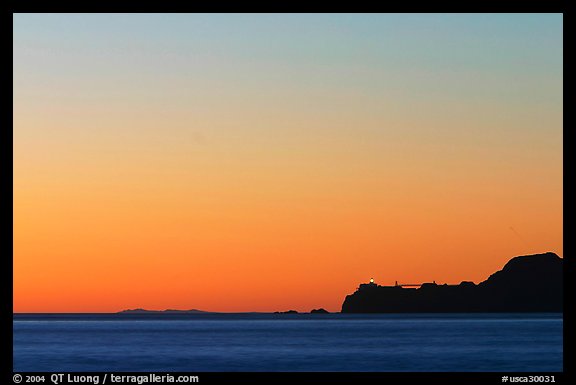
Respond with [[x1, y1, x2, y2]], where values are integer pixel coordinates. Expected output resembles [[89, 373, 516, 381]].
[[13, 313, 562, 372]]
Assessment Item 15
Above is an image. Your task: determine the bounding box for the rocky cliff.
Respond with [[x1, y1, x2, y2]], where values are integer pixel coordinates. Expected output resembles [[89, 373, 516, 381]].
[[341, 252, 563, 313]]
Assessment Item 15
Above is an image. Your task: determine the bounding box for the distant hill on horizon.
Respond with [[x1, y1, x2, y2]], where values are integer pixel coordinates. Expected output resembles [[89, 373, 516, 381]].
[[118, 308, 211, 314], [342, 252, 563, 313]]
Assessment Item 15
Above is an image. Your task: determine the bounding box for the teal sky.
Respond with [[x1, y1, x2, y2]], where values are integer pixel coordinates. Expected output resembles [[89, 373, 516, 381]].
[[14, 13, 562, 105], [13, 13, 562, 164]]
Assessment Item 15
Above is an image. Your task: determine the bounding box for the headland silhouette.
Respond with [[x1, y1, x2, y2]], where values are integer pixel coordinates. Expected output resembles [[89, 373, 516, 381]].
[[341, 252, 562, 313]]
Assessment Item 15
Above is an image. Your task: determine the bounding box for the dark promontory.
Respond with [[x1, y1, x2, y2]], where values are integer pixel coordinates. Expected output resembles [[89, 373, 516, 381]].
[[341, 252, 562, 313]]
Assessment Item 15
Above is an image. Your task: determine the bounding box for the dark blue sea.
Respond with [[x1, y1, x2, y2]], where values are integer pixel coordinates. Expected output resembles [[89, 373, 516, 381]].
[[13, 313, 562, 372]]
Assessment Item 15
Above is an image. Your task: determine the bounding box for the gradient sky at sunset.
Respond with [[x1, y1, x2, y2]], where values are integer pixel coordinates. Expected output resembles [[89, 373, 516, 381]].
[[13, 14, 562, 312]]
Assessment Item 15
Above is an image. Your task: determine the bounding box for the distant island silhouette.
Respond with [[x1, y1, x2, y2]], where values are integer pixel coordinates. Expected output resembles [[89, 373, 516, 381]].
[[273, 308, 329, 314], [341, 252, 563, 313], [119, 308, 331, 315], [118, 308, 210, 314]]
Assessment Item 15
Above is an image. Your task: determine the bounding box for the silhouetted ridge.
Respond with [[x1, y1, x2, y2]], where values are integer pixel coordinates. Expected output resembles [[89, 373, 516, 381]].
[[481, 252, 562, 289], [341, 252, 562, 313]]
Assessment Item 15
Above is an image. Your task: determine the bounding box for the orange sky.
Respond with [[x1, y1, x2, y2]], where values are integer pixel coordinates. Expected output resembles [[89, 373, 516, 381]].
[[13, 14, 562, 312]]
